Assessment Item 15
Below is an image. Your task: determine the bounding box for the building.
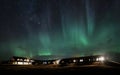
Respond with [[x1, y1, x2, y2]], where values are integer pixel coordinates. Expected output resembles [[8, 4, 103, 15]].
[[59, 55, 105, 66], [9, 56, 34, 65], [32, 59, 55, 65]]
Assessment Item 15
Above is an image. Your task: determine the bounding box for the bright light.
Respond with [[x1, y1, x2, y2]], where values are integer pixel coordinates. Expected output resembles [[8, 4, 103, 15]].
[[24, 62, 29, 65], [73, 59, 76, 63], [54, 59, 61, 65], [99, 56, 105, 61], [13, 62, 17, 64], [80, 59, 83, 62], [18, 62, 23, 65], [96, 58, 99, 61], [26, 59, 29, 62]]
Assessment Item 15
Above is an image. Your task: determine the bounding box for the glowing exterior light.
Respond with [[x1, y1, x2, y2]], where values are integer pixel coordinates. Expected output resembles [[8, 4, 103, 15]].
[[96, 56, 105, 62], [99, 56, 105, 61], [54, 59, 61, 65]]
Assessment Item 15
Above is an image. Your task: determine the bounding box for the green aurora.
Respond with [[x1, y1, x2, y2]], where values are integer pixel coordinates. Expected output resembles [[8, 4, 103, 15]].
[[0, 0, 120, 60]]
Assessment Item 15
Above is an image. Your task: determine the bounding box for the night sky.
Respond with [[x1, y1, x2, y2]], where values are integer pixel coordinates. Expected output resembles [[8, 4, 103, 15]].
[[0, 0, 120, 60]]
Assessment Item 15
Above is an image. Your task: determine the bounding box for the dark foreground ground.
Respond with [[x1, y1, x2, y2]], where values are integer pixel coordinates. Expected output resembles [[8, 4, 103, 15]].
[[0, 64, 120, 75]]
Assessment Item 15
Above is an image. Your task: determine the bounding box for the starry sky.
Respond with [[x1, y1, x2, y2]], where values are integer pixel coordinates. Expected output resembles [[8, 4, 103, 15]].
[[0, 0, 120, 60]]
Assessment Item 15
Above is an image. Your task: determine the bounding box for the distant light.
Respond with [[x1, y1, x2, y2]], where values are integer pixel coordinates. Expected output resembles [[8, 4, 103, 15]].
[[26, 59, 29, 62], [73, 59, 76, 63], [30, 59, 34, 62], [43, 62, 47, 64], [29, 62, 32, 64], [24, 59, 27, 61], [61, 61, 64, 63], [54, 59, 61, 65], [13, 62, 17, 64], [80, 59, 83, 62], [18, 62, 23, 65], [24, 62, 29, 65], [20, 59, 23, 61], [89, 59, 90, 61], [96, 58, 99, 61], [17, 59, 19, 61], [48, 62, 51, 64], [99, 56, 105, 61]]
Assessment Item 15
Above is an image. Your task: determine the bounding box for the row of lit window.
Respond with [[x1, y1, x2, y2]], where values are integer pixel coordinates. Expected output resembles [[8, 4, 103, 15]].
[[17, 58, 33, 62], [13, 62, 32, 65], [73, 56, 105, 63], [73, 59, 83, 63], [38, 56, 105, 65]]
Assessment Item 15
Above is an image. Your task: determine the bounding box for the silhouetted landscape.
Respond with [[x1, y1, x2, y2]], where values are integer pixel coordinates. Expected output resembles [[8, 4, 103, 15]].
[[0, 58, 120, 74]]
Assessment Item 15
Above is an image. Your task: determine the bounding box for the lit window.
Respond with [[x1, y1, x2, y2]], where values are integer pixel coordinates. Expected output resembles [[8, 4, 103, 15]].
[[13, 62, 17, 64], [80, 59, 83, 62], [24, 62, 29, 65], [43, 62, 47, 64], [24, 59, 27, 61], [18, 62, 23, 65], [20, 59, 23, 61], [73, 59, 76, 63], [96, 58, 99, 61], [17, 59, 19, 61], [28, 62, 32, 65], [26, 59, 29, 62], [30, 60, 34, 62], [89, 59, 91, 61]]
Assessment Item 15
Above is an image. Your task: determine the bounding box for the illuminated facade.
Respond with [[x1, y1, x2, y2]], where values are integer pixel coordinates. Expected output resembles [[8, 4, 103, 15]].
[[59, 55, 106, 66], [8, 55, 106, 66], [10, 56, 34, 65]]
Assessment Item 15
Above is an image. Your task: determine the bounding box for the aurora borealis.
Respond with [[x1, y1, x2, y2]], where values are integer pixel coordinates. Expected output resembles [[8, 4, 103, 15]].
[[0, 0, 120, 60]]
